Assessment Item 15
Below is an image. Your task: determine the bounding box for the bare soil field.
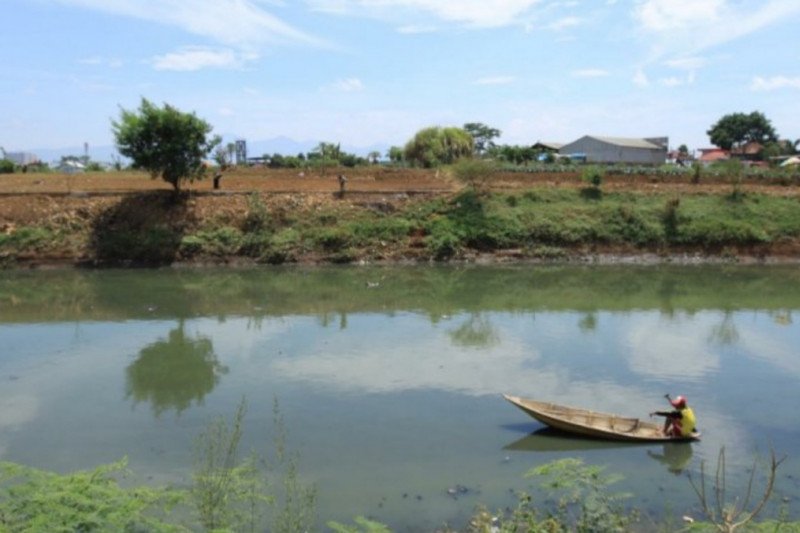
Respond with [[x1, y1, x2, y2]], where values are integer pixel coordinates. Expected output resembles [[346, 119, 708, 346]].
[[2, 166, 799, 266], [2, 165, 798, 226]]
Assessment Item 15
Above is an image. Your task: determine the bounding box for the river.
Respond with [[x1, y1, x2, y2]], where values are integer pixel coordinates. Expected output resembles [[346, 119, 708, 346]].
[[1, 265, 798, 530]]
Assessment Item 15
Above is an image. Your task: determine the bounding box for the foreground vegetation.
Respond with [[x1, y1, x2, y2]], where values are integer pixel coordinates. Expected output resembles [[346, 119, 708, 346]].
[[1, 403, 795, 532]]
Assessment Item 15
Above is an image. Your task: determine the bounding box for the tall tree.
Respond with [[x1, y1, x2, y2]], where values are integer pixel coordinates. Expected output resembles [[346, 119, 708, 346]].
[[463, 123, 501, 156], [706, 111, 777, 151], [112, 98, 220, 192], [387, 146, 404, 164], [404, 126, 474, 168]]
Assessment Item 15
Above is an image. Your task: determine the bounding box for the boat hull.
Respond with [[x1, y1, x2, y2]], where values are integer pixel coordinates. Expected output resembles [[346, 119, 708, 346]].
[[503, 395, 700, 442]]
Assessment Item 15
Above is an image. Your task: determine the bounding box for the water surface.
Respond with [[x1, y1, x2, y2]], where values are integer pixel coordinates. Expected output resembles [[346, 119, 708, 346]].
[[1, 265, 799, 529]]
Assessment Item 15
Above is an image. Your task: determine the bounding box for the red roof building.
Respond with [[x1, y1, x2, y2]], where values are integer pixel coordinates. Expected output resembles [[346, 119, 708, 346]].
[[697, 148, 730, 165]]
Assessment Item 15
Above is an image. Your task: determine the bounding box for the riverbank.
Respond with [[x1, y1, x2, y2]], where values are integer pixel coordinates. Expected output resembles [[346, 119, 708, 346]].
[[2, 169, 800, 267]]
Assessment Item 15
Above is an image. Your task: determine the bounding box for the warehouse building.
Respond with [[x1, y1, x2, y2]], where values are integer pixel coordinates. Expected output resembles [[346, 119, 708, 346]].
[[559, 135, 668, 165]]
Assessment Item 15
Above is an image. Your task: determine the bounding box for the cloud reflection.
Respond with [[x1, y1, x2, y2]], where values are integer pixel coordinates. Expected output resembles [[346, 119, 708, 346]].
[[625, 313, 720, 381], [0, 394, 39, 457]]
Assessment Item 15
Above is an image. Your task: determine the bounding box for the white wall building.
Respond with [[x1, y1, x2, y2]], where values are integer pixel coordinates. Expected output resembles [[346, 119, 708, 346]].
[[4, 152, 39, 165], [559, 136, 668, 165]]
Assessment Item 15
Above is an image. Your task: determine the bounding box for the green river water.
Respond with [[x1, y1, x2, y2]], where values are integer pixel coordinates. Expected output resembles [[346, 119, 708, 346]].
[[1, 265, 798, 530]]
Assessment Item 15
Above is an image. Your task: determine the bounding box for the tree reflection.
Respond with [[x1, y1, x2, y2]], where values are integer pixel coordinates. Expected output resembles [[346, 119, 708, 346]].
[[448, 314, 499, 348], [578, 312, 597, 333], [126, 321, 228, 417], [709, 311, 739, 346]]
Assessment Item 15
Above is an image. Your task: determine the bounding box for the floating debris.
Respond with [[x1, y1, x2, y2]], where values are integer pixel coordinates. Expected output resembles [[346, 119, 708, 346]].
[[446, 485, 470, 499]]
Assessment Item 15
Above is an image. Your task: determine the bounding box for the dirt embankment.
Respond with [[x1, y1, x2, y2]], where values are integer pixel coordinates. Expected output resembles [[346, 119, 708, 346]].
[[2, 167, 800, 267]]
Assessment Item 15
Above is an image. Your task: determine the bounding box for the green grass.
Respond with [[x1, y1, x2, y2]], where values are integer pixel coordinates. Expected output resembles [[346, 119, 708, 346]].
[[3, 187, 800, 266]]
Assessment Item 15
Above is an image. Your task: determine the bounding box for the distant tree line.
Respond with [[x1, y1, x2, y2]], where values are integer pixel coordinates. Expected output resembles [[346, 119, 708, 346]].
[[257, 142, 375, 169]]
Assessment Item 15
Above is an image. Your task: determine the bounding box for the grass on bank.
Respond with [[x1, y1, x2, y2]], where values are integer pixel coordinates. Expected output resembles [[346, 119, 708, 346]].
[[2, 187, 800, 266]]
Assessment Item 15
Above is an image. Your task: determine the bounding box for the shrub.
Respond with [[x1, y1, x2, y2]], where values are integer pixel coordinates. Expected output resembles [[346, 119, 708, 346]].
[[581, 165, 605, 189], [663, 197, 681, 238], [313, 227, 350, 251], [242, 193, 271, 233], [0, 459, 180, 532], [0, 159, 14, 174], [451, 158, 496, 194], [424, 218, 463, 259]]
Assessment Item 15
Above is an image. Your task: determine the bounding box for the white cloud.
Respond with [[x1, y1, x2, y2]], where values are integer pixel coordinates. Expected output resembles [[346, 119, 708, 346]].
[[547, 16, 581, 31], [54, 0, 326, 52], [634, 0, 800, 60], [751, 75, 800, 91], [664, 56, 707, 70], [659, 71, 695, 87], [473, 75, 516, 85], [329, 77, 365, 92], [633, 68, 649, 87], [151, 46, 252, 71], [396, 24, 437, 34], [572, 68, 610, 78], [307, 0, 544, 28], [635, 0, 723, 32], [79, 56, 124, 68], [659, 76, 683, 87]]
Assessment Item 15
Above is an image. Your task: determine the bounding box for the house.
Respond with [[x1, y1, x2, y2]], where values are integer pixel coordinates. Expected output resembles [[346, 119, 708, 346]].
[[730, 141, 763, 161], [558, 135, 668, 165], [4, 152, 39, 165], [532, 141, 564, 152], [697, 148, 730, 166], [56, 160, 86, 174]]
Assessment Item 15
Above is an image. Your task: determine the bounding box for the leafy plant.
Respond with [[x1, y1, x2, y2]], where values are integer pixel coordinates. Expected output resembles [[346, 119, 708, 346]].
[[525, 458, 635, 532], [0, 459, 184, 532]]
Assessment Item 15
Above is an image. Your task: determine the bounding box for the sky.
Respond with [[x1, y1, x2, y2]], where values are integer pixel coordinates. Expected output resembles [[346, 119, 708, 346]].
[[2, 0, 800, 159]]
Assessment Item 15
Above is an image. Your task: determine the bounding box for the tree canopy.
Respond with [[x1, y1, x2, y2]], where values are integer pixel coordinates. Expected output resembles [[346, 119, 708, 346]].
[[404, 126, 474, 168], [463, 122, 501, 156], [707, 111, 778, 151], [112, 98, 220, 191]]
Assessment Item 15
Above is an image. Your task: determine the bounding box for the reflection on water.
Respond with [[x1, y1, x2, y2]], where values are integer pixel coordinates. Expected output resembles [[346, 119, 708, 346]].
[[125, 320, 227, 417], [448, 313, 499, 348], [647, 443, 693, 475], [503, 428, 694, 475], [0, 265, 799, 529]]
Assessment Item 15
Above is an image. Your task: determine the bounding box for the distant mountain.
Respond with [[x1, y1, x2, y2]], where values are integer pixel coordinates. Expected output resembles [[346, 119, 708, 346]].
[[28, 145, 121, 166], [237, 136, 390, 159], [24, 136, 391, 165]]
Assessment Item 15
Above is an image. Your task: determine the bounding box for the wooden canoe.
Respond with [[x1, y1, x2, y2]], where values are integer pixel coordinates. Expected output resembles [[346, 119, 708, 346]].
[[503, 394, 700, 442]]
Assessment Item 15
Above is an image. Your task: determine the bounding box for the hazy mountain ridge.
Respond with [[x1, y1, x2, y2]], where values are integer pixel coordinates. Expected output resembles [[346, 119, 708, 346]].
[[23, 136, 392, 165]]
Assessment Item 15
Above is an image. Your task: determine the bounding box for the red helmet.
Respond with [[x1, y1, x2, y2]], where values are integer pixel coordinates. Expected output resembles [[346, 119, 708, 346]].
[[670, 395, 687, 408]]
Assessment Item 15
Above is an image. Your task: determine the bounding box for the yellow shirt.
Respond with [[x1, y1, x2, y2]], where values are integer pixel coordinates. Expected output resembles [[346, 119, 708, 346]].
[[679, 406, 697, 436]]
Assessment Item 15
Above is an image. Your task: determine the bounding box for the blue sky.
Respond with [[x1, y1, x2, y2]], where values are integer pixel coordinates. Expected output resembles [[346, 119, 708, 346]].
[[3, 0, 800, 158]]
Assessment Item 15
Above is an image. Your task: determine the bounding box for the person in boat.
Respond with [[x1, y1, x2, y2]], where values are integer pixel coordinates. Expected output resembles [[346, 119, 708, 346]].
[[649, 394, 696, 437]]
